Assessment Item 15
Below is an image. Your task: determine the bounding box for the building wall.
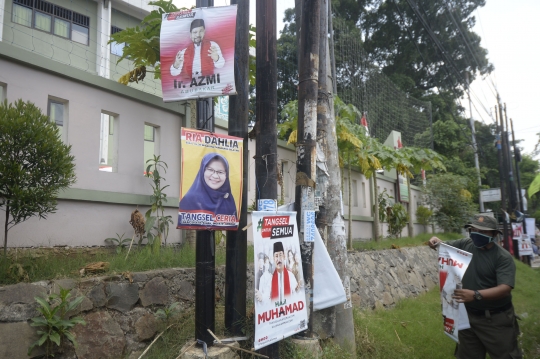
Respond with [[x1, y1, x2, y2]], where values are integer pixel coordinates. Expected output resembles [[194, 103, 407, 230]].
[[3, 0, 99, 73], [0, 42, 186, 247]]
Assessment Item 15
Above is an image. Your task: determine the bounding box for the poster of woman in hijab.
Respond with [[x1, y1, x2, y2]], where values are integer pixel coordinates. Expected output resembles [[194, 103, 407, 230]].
[[160, 5, 237, 102], [177, 128, 243, 230]]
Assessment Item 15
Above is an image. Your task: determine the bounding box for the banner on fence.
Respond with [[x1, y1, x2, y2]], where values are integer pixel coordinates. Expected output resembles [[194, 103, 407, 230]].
[[160, 6, 237, 102], [438, 243, 472, 342], [177, 128, 243, 230], [252, 211, 308, 350]]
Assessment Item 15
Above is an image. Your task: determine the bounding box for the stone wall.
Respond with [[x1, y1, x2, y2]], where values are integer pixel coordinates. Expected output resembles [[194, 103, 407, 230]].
[[0, 246, 438, 359]]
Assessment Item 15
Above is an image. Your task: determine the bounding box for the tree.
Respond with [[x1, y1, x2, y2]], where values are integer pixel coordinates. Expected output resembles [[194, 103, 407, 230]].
[[339, 0, 493, 96], [423, 173, 476, 233], [520, 154, 540, 218], [0, 100, 76, 256]]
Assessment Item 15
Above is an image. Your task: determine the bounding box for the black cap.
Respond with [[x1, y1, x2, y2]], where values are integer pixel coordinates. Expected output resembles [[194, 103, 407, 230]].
[[273, 241, 284, 253], [190, 19, 205, 31]]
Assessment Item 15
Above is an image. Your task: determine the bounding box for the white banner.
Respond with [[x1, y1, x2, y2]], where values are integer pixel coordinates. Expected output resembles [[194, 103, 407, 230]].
[[276, 203, 347, 311], [518, 234, 534, 256], [525, 218, 536, 239], [438, 243, 472, 342], [160, 6, 237, 101], [252, 211, 308, 350]]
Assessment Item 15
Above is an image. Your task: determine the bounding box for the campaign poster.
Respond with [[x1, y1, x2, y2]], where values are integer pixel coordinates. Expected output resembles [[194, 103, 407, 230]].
[[252, 211, 308, 350], [160, 6, 237, 102], [518, 234, 534, 256], [438, 243, 472, 343], [177, 128, 242, 230], [512, 223, 524, 240]]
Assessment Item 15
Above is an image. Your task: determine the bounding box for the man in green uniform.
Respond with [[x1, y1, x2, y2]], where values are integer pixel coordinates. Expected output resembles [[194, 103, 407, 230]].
[[428, 214, 522, 359]]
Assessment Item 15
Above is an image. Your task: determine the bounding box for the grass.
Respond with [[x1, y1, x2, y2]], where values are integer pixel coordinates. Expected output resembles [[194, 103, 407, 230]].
[[144, 258, 540, 358], [3, 233, 538, 358], [353, 232, 463, 251], [0, 244, 255, 285], [352, 260, 540, 359]]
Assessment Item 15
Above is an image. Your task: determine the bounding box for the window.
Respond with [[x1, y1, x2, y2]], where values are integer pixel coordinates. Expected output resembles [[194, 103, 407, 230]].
[[352, 179, 358, 207], [48, 99, 66, 141], [0, 83, 6, 101], [12, 3, 32, 27], [362, 181, 366, 208], [144, 124, 158, 174], [12, 0, 90, 45], [110, 26, 125, 57], [99, 113, 118, 172]]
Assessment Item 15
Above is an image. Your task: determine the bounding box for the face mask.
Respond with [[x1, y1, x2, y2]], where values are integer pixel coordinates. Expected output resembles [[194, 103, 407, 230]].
[[470, 232, 493, 248]]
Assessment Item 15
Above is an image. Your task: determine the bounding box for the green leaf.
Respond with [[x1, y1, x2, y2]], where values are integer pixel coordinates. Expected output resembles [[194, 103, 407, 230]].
[[66, 296, 85, 312], [145, 216, 157, 233], [64, 331, 77, 345], [528, 173, 540, 198], [30, 317, 48, 327], [38, 332, 49, 346], [50, 331, 61, 346]]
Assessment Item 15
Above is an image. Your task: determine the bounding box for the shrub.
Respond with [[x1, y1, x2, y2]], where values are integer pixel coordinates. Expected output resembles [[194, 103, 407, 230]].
[[0, 100, 76, 256]]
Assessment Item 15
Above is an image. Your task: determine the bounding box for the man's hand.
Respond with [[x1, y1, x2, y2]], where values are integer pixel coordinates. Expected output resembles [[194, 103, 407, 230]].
[[452, 289, 475, 303], [255, 289, 263, 302], [428, 236, 442, 250], [173, 50, 184, 69], [208, 45, 220, 62]]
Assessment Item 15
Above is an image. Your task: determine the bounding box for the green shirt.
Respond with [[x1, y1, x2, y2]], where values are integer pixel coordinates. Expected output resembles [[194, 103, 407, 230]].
[[446, 238, 515, 311]]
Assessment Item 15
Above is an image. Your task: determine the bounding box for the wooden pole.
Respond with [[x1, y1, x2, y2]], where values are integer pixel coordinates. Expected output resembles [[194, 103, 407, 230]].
[[295, 0, 320, 337], [255, 1, 279, 357], [225, 0, 249, 336]]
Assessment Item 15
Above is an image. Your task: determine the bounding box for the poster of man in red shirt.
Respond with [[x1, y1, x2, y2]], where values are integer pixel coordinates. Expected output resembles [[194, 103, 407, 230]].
[[160, 6, 237, 102]]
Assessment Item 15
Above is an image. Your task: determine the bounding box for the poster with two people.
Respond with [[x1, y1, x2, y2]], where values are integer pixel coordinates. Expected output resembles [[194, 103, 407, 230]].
[[177, 128, 243, 230], [252, 211, 308, 350], [160, 5, 237, 101]]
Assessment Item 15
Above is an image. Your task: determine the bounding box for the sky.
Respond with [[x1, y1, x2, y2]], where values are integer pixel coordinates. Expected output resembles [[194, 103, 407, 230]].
[[177, 1, 540, 157], [470, 0, 540, 157]]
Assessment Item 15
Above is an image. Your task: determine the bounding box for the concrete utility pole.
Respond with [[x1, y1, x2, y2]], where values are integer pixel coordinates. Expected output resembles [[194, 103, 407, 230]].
[[466, 72, 483, 212], [503, 104, 518, 212], [255, 1, 279, 357], [295, 0, 320, 337], [312, 0, 334, 338], [495, 105, 511, 254], [497, 97, 519, 259], [323, 0, 356, 351], [225, 0, 249, 336], [510, 118, 525, 213], [499, 104, 517, 212]]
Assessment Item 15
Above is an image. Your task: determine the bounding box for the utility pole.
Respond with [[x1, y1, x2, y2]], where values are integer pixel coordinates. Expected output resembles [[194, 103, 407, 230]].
[[510, 118, 524, 213], [295, 0, 320, 338], [324, 0, 356, 351], [225, 0, 249, 336], [255, 1, 279, 357], [503, 104, 518, 211], [495, 105, 511, 254], [312, 0, 333, 338], [193, 0, 215, 348], [466, 72, 483, 212], [499, 100, 520, 259]]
